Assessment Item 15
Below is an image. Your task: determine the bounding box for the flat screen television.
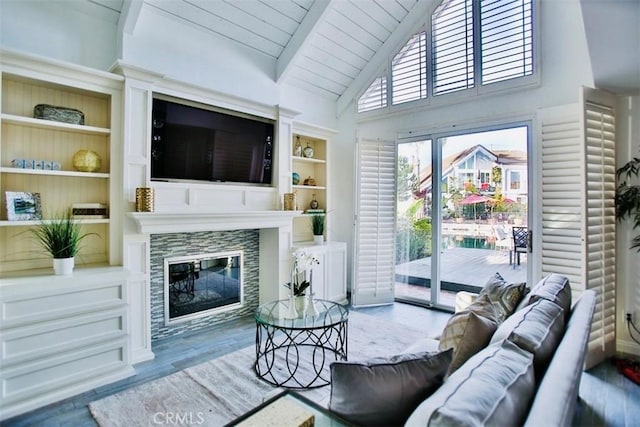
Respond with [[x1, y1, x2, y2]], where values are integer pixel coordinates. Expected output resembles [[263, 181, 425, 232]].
[[151, 96, 274, 185]]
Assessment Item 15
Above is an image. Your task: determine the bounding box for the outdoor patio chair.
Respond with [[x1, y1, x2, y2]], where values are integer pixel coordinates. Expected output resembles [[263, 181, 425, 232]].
[[493, 225, 512, 253], [511, 226, 528, 266]]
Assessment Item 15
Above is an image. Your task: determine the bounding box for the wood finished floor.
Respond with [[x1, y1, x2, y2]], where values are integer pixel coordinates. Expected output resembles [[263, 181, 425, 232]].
[[3, 302, 638, 427]]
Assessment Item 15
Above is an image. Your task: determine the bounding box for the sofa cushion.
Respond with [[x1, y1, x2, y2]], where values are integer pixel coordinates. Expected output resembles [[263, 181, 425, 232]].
[[329, 349, 452, 427], [479, 272, 528, 322], [405, 340, 536, 427], [522, 274, 572, 319], [490, 298, 565, 379], [524, 290, 596, 427], [438, 294, 499, 373]]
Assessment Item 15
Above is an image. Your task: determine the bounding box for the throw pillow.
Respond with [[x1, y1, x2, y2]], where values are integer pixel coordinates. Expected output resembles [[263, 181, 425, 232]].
[[329, 349, 452, 427], [405, 340, 536, 427], [489, 298, 565, 380], [438, 294, 499, 373], [479, 272, 528, 322], [527, 274, 572, 320]]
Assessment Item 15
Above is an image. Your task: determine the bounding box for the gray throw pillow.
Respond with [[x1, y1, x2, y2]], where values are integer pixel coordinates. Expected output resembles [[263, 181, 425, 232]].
[[329, 349, 453, 427], [490, 298, 565, 380], [479, 272, 528, 322], [405, 340, 536, 427], [438, 293, 499, 373], [526, 274, 572, 320]]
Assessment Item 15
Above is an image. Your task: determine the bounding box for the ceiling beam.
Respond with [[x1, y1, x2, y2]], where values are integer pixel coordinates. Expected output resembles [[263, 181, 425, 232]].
[[119, 0, 143, 35], [276, 0, 333, 83], [117, 0, 143, 59], [336, 0, 436, 116]]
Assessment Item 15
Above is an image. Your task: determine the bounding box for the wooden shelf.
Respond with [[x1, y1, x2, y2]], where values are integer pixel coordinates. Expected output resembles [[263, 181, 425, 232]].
[[0, 167, 109, 178], [1, 113, 110, 135], [292, 155, 326, 164], [292, 184, 326, 190], [0, 218, 109, 227]]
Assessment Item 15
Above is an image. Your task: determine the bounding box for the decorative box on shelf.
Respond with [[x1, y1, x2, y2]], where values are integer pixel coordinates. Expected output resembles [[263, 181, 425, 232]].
[[71, 203, 108, 219], [33, 104, 85, 125]]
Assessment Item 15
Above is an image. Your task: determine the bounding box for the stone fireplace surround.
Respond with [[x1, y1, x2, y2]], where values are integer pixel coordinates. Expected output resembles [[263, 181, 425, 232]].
[[150, 230, 259, 340], [127, 210, 300, 364]]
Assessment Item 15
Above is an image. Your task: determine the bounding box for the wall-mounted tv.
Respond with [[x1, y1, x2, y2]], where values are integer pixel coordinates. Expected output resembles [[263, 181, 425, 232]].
[[151, 96, 275, 185]]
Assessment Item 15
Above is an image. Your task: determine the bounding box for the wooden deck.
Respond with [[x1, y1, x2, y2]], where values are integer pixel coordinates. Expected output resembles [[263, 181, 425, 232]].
[[395, 246, 527, 306]]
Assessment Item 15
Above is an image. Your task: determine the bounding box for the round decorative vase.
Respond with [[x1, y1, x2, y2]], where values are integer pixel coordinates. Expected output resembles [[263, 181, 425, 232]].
[[72, 149, 102, 172], [313, 235, 324, 245], [309, 194, 319, 209], [303, 143, 314, 158], [292, 172, 300, 185], [53, 257, 74, 275]]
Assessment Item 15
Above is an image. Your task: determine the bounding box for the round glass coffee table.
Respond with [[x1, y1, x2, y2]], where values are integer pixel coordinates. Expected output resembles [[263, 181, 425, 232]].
[[254, 298, 348, 389]]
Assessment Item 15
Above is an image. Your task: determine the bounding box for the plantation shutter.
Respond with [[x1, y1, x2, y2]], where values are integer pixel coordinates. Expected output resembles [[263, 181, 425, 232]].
[[352, 139, 397, 306], [392, 32, 427, 105], [581, 87, 617, 369], [357, 75, 388, 113], [432, 0, 474, 95], [537, 87, 616, 369], [480, 0, 533, 84]]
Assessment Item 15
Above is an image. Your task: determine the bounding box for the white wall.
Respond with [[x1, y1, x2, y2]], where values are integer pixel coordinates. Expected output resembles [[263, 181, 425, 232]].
[[0, 0, 118, 70]]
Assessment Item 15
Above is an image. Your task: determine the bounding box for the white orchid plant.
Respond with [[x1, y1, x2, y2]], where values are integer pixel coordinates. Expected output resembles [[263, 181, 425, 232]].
[[284, 248, 319, 296]]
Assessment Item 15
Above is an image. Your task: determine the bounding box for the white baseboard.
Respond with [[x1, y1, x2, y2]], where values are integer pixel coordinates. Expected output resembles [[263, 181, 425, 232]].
[[131, 347, 155, 365], [616, 338, 640, 357]]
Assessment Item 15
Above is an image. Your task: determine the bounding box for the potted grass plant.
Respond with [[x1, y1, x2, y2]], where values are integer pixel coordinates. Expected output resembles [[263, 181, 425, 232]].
[[311, 214, 325, 245], [31, 210, 97, 275]]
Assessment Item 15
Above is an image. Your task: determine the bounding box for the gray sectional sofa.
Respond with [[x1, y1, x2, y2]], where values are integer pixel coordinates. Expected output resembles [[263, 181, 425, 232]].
[[329, 274, 597, 427]]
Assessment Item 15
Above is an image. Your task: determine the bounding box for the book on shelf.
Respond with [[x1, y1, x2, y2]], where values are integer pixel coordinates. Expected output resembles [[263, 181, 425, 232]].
[[305, 209, 325, 214], [71, 203, 108, 219]]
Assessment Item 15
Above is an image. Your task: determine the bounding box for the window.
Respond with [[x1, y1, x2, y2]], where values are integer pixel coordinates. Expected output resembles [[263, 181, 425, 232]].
[[358, 75, 388, 112], [357, 0, 534, 113], [510, 170, 521, 189], [459, 172, 474, 186], [481, 0, 533, 84], [479, 171, 491, 184], [392, 32, 427, 105], [432, 0, 474, 95]]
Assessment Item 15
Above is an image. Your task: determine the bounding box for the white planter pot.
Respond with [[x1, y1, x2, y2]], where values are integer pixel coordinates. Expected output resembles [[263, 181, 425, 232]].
[[313, 235, 324, 245], [53, 257, 74, 275]]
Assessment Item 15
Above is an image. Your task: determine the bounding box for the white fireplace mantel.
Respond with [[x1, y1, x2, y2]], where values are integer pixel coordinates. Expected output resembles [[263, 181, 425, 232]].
[[127, 210, 302, 234]]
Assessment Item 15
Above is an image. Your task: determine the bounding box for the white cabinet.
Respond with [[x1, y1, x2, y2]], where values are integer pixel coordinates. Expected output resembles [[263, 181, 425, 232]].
[[0, 267, 134, 420], [294, 241, 347, 303]]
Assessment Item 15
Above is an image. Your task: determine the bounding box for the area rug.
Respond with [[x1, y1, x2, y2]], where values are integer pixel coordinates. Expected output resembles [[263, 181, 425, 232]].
[[88, 311, 431, 426]]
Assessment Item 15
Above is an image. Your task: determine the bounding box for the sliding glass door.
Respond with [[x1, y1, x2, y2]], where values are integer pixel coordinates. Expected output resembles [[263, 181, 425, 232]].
[[395, 126, 529, 309]]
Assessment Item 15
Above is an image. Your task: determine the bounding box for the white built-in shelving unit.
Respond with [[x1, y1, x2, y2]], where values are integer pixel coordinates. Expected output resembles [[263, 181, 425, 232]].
[[0, 50, 123, 275]]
